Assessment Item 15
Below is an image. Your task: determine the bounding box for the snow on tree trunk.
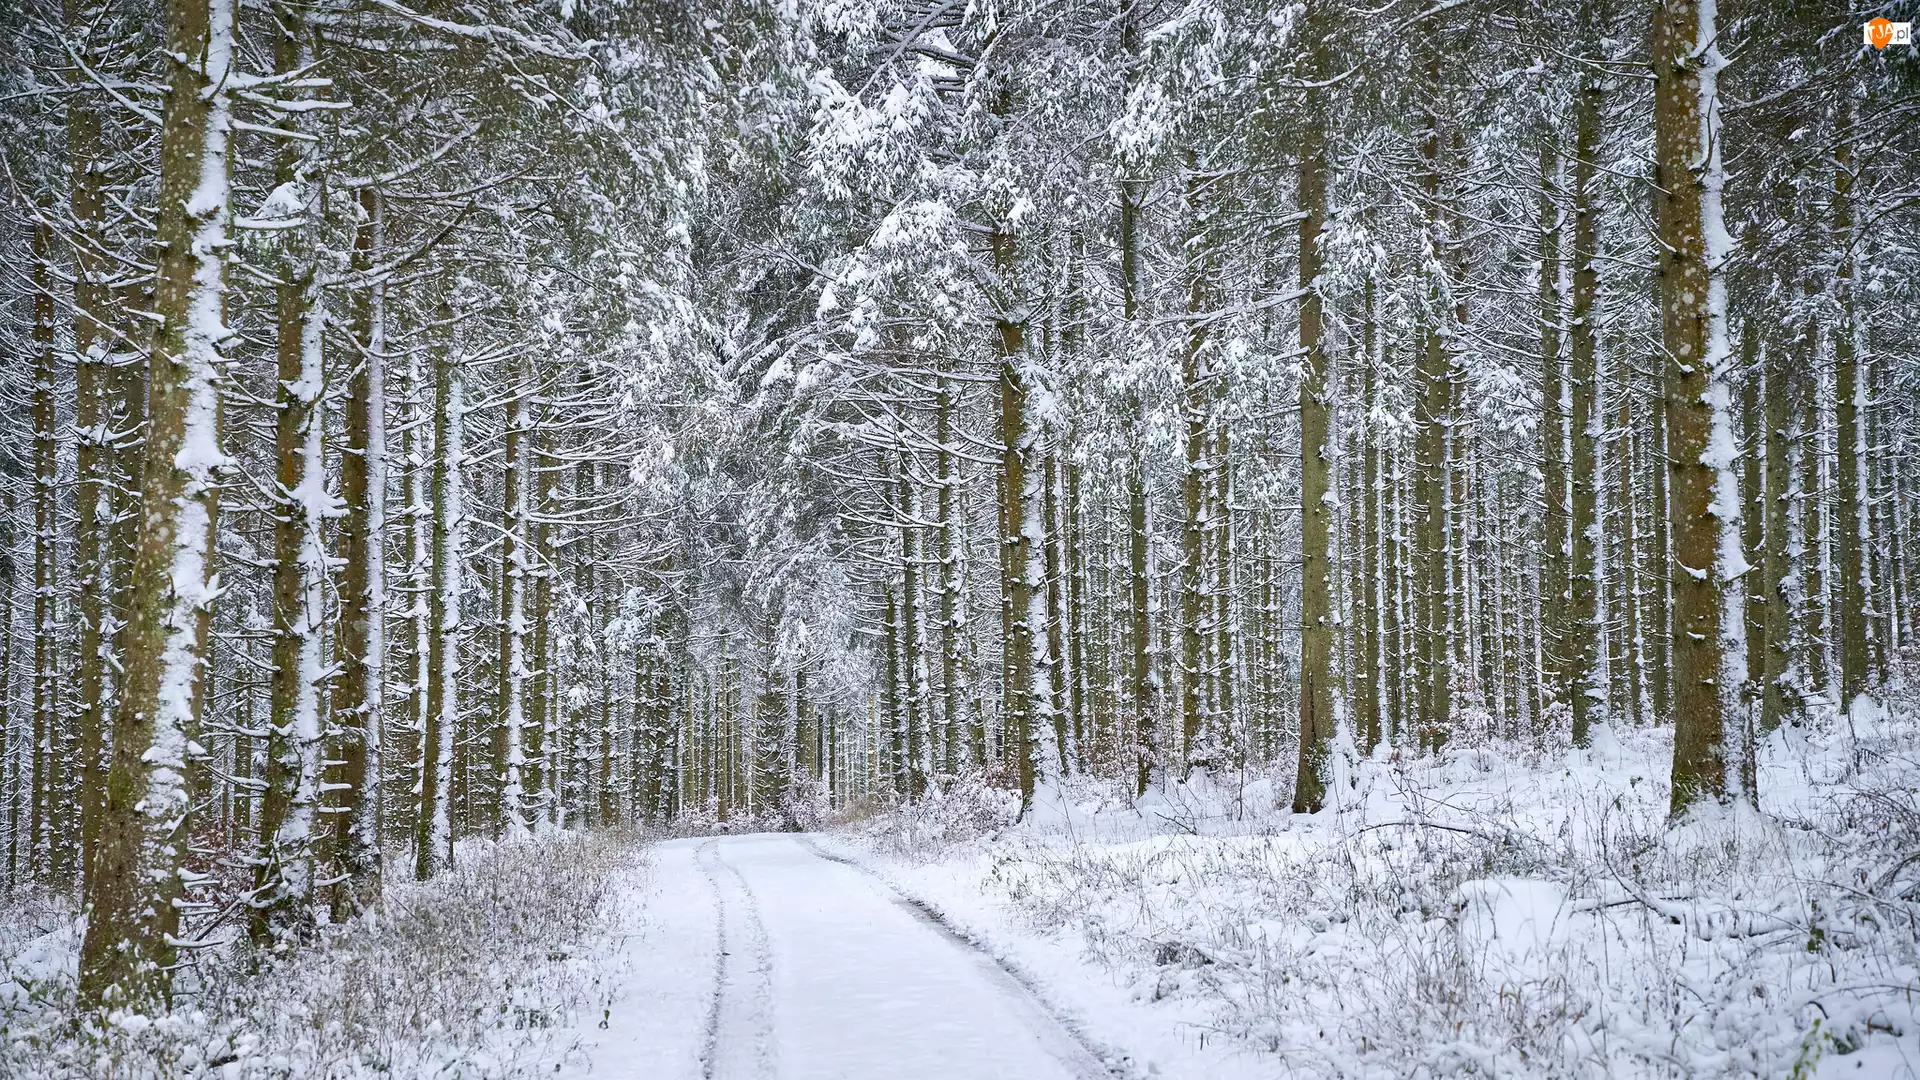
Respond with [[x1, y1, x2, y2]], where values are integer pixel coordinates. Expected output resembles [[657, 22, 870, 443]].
[[253, 174, 331, 946], [30, 215, 64, 886], [78, 0, 236, 1010], [253, 13, 333, 945], [1414, 46, 1452, 752], [332, 185, 386, 916], [995, 213, 1039, 813], [498, 350, 530, 839], [1022, 374, 1066, 803], [1295, 58, 1333, 814], [68, 10, 115, 894], [418, 303, 463, 879], [1179, 162, 1213, 774], [1760, 341, 1794, 734], [1833, 107, 1879, 726], [1538, 136, 1569, 736], [1568, 66, 1604, 748], [1655, 0, 1747, 815]]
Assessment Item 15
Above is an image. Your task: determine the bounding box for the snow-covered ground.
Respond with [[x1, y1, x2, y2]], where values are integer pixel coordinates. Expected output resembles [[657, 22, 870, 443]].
[[9, 709, 1914, 1079], [1, 832, 636, 1079], [571, 835, 1115, 1080], [831, 708, 1920, 1079]]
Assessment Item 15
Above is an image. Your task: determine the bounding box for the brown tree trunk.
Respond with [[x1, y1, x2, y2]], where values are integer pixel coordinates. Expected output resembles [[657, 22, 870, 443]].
[[79, 0, 235, 1008], [1568, 69, 1602, 747], [331, 185, 385, 915], [1295, 62, 1334, 812], [1654, 0, 1744, 814]]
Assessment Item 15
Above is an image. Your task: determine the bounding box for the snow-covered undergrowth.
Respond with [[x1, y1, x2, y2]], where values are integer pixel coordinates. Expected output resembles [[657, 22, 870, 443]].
[[848, 709, 1920, 1078], [1, 832, 642, 1079]]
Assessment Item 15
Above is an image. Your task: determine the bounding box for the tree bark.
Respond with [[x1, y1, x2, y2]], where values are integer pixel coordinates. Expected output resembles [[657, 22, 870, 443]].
[[79, 0, 235, 1009], [1654, 0, 1745, 814], [31, 216, 63, 885], [417, 301, 461, 878], [497, 344, 531, 837], [1414, 47, 1452, 751], [1833, 117, 1876, 722], [1180, 162, 1213, 772], [1760, 339, 1793, 733], [253, 7, 328, 947], [67, 0, 115, 892], [1568, 68, 1603, 747], [1539, 137, 1569, 737], [331, 184, 385, 915], [1295, 63, 1334, 812]]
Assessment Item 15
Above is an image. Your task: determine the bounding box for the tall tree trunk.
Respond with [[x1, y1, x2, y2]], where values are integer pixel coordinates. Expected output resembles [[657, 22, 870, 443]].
[[31, 217, 62, 885], [994, 209, 1039, 811], [398, 331, 432, 849], [1539, 136, 1569, 737], [68, 0, 114, 892], [1740, 320, 1766, 698], [79, 0, 236, 1008], [1295, 64, 1334, 813], [1414, 50, 1452, 751], [1760, 340, 1793, 733], [253, 9, 328, 947], [1180, 162, 1213, 772], [417, 302, 462, 878], [331, 185, 385, 917], [1022, 400, 1065, 791], [1868, 355, 1894, 677], [1568, 68, 1603, 747], [1648, 375, 1674, 723], [1357, 269, 1382, 754], [1801, 359, 1829, 698], [1065, 459, 1090, 767], [1, 492, 15, 885], [1654, 0, 1745, 814], [898, 458, 927, 796], [933, 374, 964, 773], [1384, 432, 1405, 745], [1833, 118, 1876, 722], [1212, 396, 1236, 757], [1043, 452, 1073, 770], [527, 362, 553, 830], [497, 346, 531, 837], [1618, 376, 1646, 726], [1118, 148, 1156, 795]]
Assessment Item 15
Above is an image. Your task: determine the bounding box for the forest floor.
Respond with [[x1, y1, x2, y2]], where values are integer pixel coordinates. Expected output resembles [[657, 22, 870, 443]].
[[1, 832, 638, 1078], [568, 694, 1919, 1080], [828, 705, 1920, 1079], [565, 833, 1124, 1080], [5, 705, 1917, 1079]]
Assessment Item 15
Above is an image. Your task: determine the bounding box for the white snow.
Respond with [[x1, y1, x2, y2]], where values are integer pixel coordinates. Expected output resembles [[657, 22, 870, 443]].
[[145, 0, 240, 868], [3, 836, 634, 1078], [570, 835, 1109, 1080], [824, 709, 1920, 1079]]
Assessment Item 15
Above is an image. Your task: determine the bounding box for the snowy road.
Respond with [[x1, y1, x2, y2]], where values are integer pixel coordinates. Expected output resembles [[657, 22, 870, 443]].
[[570, 834, 1113, 1080]]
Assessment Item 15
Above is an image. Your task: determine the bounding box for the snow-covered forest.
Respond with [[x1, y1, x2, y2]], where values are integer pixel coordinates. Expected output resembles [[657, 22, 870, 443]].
[[1, 1, 1917, 1077]]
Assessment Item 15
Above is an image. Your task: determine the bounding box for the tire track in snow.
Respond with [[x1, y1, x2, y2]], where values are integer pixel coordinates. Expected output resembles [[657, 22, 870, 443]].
[[692, 840, 729, 1080], [794, 836, 1136, 1080], [695, 839, 776, 1080]]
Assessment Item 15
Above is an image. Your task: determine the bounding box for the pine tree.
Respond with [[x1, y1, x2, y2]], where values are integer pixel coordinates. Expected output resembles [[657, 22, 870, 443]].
[[79, 0, 237, 1008]]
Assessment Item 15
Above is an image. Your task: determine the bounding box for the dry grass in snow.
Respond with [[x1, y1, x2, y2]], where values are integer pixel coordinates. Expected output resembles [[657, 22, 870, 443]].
[[847, 701, 1920, 1079], [1, 831, 642, 1079]]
